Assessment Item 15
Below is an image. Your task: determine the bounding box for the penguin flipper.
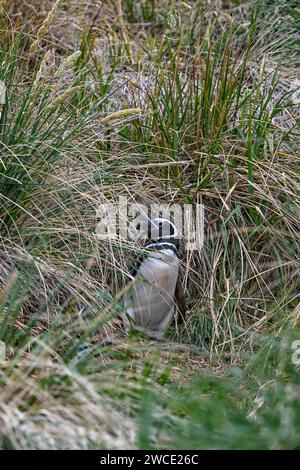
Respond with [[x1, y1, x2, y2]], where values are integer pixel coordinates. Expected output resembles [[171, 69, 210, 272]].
[[174, 277, 186, 324]]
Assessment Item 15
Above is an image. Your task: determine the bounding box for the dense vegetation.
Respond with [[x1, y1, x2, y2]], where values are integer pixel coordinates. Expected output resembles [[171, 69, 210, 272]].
[[0, 0, 299, 449]]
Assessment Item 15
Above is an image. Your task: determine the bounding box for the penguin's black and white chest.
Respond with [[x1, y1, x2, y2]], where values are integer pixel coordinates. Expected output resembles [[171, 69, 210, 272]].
[[124, 246, 180, 338]]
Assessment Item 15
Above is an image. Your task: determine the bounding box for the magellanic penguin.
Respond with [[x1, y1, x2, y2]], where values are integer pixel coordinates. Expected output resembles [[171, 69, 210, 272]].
[[123, 217, 186, 339]]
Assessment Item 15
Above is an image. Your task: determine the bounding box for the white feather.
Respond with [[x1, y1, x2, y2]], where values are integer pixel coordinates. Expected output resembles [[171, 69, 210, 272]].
[[124, 248, 179, 338]]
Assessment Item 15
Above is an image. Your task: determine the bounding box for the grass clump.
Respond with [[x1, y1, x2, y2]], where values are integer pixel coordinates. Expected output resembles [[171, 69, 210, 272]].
[[0, 0, 299, 449]]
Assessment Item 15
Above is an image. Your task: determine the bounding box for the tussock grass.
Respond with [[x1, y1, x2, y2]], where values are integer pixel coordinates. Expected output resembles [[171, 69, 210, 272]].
[[0, 0, 299, 449]]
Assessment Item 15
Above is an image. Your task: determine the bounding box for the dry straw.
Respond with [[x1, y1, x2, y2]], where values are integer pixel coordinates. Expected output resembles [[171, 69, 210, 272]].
[[29, 0, 61, 55], [0, 0, 7, 15]]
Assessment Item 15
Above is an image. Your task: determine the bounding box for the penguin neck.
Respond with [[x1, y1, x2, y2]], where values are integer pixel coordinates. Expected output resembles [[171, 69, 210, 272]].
[[145, 239, 179, 257]]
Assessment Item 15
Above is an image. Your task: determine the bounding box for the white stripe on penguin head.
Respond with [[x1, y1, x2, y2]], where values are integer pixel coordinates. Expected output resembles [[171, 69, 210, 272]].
[[152, 218, 178, 239]]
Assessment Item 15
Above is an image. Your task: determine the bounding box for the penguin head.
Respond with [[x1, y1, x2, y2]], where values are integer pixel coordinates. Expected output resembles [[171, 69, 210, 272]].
[[136, 217, 180, 249]]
